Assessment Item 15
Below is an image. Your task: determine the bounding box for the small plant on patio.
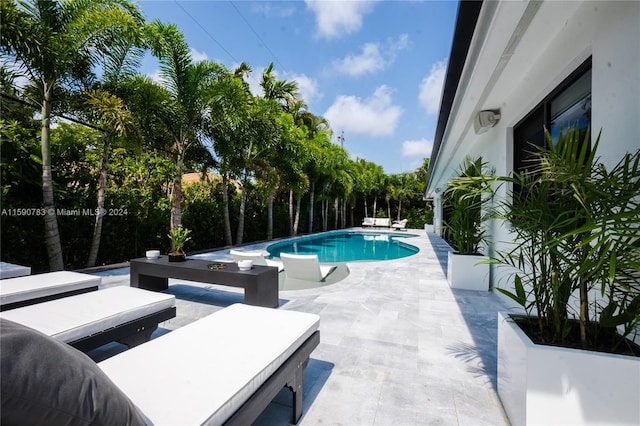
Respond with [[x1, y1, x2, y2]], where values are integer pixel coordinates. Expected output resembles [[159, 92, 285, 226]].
[[168, 225, 192, 262], [494, 125, 640, 354], [443, 156, 495, 255]]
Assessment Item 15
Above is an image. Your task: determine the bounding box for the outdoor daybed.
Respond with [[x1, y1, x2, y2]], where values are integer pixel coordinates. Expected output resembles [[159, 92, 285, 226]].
[[0, 303, 320, 425], [361, 217, 391, 228], [0, 270, 100, 311], [0, 286, 176, 352]]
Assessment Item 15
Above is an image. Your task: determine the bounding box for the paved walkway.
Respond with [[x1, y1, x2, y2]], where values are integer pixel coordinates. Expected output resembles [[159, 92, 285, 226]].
[[90, 229, 510, 425]]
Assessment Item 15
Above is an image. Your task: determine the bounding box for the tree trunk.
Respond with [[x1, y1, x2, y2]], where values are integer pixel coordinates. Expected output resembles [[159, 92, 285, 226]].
[[170, 149, 183, 230], [341, 201, 347, 228], [334, 197, 339, 230], [86, 133, 110, 267], [308, 182, 315, 234], [289, 190, 294, 235], [41, 90, 64, 271], [293, 196, 301, 236], [373, 196, 378, 218], [364, 197, 369, 218], [267, 188, 276, 240], [221, 173, 233, 246], [236, 173, 247, 245]]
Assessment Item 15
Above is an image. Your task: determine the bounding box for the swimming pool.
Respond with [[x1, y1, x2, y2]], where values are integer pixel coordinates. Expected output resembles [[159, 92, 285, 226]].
[[267, 230, 419, 263]]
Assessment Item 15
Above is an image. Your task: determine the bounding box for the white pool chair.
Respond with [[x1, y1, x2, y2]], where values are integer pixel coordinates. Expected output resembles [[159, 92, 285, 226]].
[[280, 253, 337, 282], [0, 271, 100, 311], [0, 261, 31, 279], [229, 249, 284, 272], [0, 286, 176, 352], [0, 304, 320, 425], [391, 219, 408, 231]]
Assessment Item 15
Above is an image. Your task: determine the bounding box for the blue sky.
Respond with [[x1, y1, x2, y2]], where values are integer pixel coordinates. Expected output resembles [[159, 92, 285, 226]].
[[138, 0, 459, 175]]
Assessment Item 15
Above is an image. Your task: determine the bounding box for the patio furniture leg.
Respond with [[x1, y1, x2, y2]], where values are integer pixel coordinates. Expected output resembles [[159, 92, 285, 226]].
[[118, 324, 157, 348], [287, 357, 310, 424]]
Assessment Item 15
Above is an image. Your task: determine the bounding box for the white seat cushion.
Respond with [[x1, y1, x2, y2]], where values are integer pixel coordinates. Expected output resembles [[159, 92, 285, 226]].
[[98, 303, 320, 425], [0, 286, 175, 343], [0, 262, 31, 279], [0, 271, 100, 307]]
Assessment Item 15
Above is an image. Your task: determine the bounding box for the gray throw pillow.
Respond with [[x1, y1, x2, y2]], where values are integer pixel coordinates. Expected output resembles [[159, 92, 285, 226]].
[[0, 318, 146, 426]]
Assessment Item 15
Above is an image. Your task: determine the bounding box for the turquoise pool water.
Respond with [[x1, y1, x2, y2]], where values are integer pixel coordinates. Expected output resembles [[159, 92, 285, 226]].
[[267, 231, 419, 262]]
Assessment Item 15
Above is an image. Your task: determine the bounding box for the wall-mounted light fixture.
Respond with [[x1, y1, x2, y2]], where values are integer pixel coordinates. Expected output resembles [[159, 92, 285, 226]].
[[474, 109, 501, 134]]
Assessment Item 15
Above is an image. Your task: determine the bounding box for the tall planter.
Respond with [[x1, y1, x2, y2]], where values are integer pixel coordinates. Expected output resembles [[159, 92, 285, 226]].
[[447, 252, 489, 290], [498, 312, 640, 425]]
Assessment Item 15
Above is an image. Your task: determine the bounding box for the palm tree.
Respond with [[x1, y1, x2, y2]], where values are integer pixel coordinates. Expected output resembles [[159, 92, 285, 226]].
[[83, 90, 132, 267], [146, 20, 224, 230], [0, 0, 144, 270]]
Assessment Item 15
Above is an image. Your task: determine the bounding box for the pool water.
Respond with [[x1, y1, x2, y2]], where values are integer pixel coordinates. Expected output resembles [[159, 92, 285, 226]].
[[267, 231, 419, 263]]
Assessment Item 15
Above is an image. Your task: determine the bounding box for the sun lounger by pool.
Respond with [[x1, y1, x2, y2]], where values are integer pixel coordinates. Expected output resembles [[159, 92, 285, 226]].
[[0, 304, 320, 425], [230, 249, 285, 272], [391, 219, 408, 230], [0, 286, 176, 352], [0, 261, 31, 279], [280, 253, 337, 282], [361, 217, 391, 227], [0, 271, 101, 311]]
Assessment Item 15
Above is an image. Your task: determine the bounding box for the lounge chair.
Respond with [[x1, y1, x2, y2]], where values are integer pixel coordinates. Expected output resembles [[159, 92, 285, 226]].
[[229, 249, 284, 272], [0, 271, 101, 311], [0, 304, 320, 425], [0, 286, 176, 352], [391, 219, 408, 231], [280, 252, 336, 282], [0, 261, 31, 279]]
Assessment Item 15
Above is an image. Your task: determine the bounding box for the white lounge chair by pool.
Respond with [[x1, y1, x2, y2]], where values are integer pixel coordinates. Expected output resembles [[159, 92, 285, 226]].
[[391, 219, 408, 231], [229, 249, 284, 272], [280, 253, 336, 282]]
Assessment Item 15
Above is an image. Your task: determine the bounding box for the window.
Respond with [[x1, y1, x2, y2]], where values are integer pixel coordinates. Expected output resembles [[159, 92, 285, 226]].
[[513, 58, 592, 173]]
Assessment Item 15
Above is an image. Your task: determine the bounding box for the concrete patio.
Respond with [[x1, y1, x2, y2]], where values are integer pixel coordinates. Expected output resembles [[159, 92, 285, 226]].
[[89, 229, 510, 425]]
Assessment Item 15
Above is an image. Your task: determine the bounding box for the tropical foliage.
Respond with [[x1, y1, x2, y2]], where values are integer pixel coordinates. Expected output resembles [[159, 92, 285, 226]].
[[494, 126, 640, 354], [0, 0, 432, 272]]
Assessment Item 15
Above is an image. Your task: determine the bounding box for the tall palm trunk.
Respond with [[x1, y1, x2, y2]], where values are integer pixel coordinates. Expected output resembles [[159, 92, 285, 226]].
[[334, 197, 339, 229], [293, 196, 301, 236], [236, 173, 247, 245], [221, 173, 233, 246], [41, 89, 64, 271], [289, 190, 294, 235], [86, 133, 110, 267], [170, 146, 183, 230], [308, 182, 315, 233], [267, 188, 276, 240]]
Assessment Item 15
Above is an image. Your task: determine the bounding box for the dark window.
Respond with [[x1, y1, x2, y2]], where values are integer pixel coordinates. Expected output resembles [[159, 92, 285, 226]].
[[513, 58, 592, 174]]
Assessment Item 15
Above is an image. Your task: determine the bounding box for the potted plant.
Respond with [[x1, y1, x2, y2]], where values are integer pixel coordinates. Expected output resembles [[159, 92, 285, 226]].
[[493, 125, 640, 425], [167, 225, 192, 262], [443, 157, 495, 290]]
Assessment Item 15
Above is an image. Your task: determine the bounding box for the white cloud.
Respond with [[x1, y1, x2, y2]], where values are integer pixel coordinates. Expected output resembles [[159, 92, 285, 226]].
[[419, 60, 447, 115], [288, 73, 322, 105], [305, 0, 377, 39], [189, 47, 208, 63], [324, 85, 403, 137], [252, 3, 295, 17], [332, 43, 384, 76], [332, 34, 409, 77], [402, 138, 433, 157]]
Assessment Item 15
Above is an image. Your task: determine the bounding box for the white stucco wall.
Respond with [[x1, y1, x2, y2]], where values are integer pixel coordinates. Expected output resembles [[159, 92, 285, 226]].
[[429, 0, 640, 292]]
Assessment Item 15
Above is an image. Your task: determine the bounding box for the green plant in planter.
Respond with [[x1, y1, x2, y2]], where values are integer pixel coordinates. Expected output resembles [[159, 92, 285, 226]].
[[443, 157, 495, 255], [494, 125, 640, 354], [168, 225, 192, 257]]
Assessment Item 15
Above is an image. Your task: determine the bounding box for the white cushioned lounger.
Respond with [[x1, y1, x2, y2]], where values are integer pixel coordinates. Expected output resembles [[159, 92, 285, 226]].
[[98, 303, 320, 425], [0, 286, 176, 352], [0, 271, 100, 311], [0, 261, 31, 279]]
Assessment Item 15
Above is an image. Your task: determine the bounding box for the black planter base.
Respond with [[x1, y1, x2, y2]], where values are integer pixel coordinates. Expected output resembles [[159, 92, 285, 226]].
[[168, 253, 186, 262]]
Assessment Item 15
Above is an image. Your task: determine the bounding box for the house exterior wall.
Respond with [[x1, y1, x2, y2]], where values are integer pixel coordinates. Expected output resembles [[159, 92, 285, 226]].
[[427, 1, 640, 293]]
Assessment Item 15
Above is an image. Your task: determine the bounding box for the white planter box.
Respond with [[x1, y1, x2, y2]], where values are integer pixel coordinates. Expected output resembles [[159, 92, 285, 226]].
[[497, 312, 640, 425], [446, 252, 489, 290]]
